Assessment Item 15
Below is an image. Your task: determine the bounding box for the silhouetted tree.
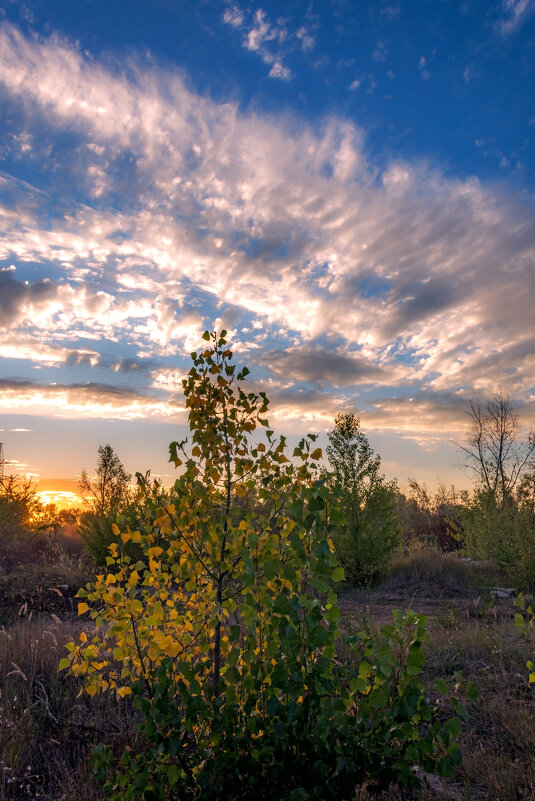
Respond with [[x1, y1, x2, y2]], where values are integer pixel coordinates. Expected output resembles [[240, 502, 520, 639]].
[[79, 444, 131, 518]]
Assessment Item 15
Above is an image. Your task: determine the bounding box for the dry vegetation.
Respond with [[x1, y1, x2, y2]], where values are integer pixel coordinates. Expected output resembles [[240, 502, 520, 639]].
[[0, 544, 534, 801]]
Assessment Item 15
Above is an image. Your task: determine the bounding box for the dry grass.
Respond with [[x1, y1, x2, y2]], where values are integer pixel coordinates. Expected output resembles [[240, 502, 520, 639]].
[[378, 549, 504, 598], [0, 617, 138, 801], [0, 540, 93, 625]]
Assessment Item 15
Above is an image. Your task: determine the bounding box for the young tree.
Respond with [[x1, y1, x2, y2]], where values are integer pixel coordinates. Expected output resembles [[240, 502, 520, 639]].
[[64, 333, 463, 799], [456, 392, 535, 504], [79, 444, 131, 517], [327, 412, 399, 583]]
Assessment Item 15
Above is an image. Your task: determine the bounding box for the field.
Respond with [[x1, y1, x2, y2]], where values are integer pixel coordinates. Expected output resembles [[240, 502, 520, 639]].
[[1, 545, 534, 801]]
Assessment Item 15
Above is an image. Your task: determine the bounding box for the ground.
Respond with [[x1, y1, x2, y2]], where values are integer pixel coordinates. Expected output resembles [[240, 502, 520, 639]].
[[1, 547, 534, 800]]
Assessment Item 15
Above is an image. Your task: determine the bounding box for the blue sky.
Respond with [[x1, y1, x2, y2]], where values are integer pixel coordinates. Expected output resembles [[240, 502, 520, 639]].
[[0, 0, 534, 496]]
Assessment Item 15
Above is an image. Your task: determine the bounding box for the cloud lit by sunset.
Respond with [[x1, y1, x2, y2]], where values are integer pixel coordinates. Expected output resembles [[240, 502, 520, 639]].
[[0, 2, 534, 489]]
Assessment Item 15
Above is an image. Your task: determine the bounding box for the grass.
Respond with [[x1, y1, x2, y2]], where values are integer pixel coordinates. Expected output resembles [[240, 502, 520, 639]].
[[0, 617, 139, 801], [378, 548, 506, 597], [0, 534, 93, 625], [1, 543, 534, 800]]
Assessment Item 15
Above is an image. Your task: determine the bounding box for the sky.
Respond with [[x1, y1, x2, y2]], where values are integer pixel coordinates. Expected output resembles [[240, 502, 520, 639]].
[[0, 0, 534, 502]]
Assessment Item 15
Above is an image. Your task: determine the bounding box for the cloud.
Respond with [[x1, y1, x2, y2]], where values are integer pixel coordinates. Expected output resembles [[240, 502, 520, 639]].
[[221, 5, 315, 80], [222, 6, 244, 28], [497, 0, 535, 33], [0, 266, 59, 326], [262, 346, 386, 388], [0, 23, 533, 447], [0, 378, 183, 420]]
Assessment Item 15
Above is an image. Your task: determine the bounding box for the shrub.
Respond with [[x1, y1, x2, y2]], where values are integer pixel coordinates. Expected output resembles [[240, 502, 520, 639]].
[[460, 488, 535, 590], [64, 332, 463, 800]]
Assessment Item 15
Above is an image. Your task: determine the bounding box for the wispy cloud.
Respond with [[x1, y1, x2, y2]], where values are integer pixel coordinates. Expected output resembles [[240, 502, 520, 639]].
[[497, 0, 535, 33]]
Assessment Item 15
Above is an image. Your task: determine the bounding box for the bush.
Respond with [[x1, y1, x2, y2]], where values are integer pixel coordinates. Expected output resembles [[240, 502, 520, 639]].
[[460, 488, 535, 590], [64, 332, 464, 800], [79, 474, 169, 566]]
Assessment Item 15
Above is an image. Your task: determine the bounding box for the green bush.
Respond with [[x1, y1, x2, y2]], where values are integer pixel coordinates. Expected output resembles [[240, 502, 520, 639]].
[[93, 611, 463, 801]]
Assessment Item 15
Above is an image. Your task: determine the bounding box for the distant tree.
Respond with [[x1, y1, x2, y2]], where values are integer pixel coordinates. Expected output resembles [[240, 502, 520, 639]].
[[456, 392, 535, 505], [327, 412, 399, 583], [79, 444, 131, 518], [79, 445, 132, 564]]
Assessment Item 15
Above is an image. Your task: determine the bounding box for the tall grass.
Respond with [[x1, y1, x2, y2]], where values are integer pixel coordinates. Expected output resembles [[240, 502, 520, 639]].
[[0, 618, 137, 801]]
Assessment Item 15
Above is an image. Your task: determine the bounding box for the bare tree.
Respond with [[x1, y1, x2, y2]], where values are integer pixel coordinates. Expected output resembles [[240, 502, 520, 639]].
[[456, 392, 535, 503]]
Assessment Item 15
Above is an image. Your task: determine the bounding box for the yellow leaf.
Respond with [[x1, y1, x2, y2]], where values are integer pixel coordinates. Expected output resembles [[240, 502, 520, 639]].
[[310, 448, 322, 460], [79, 631, 87, 642], [117, 686, 132, 698], [78, 602, 89, 616], [121, 532, 131, 543], [128, 570, 140, 587], [112, 523, 120, 536]]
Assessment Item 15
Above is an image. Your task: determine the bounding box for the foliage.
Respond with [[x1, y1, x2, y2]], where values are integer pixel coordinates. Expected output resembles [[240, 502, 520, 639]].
[[91, 611, 464, 801], [455, 394, 535, 588], [64, 332, 462, 799], [79, 472, 169, 566], [0, 475, 46, 538], [514, 594, 535, 685], [326, 413, 400, 584], [460, 487, 535, 589]]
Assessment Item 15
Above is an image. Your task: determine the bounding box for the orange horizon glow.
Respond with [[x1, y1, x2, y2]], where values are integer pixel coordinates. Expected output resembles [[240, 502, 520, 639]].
[[36, 489, 83, 509]]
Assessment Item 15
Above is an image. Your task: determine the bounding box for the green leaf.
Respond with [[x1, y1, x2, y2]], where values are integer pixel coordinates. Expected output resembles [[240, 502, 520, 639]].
[[167, 764, 180, 786], [465, 681, 480, 700], [332, 566, 345, 583], [445, 717, 461, 738], [58, 657, 70, 671]]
